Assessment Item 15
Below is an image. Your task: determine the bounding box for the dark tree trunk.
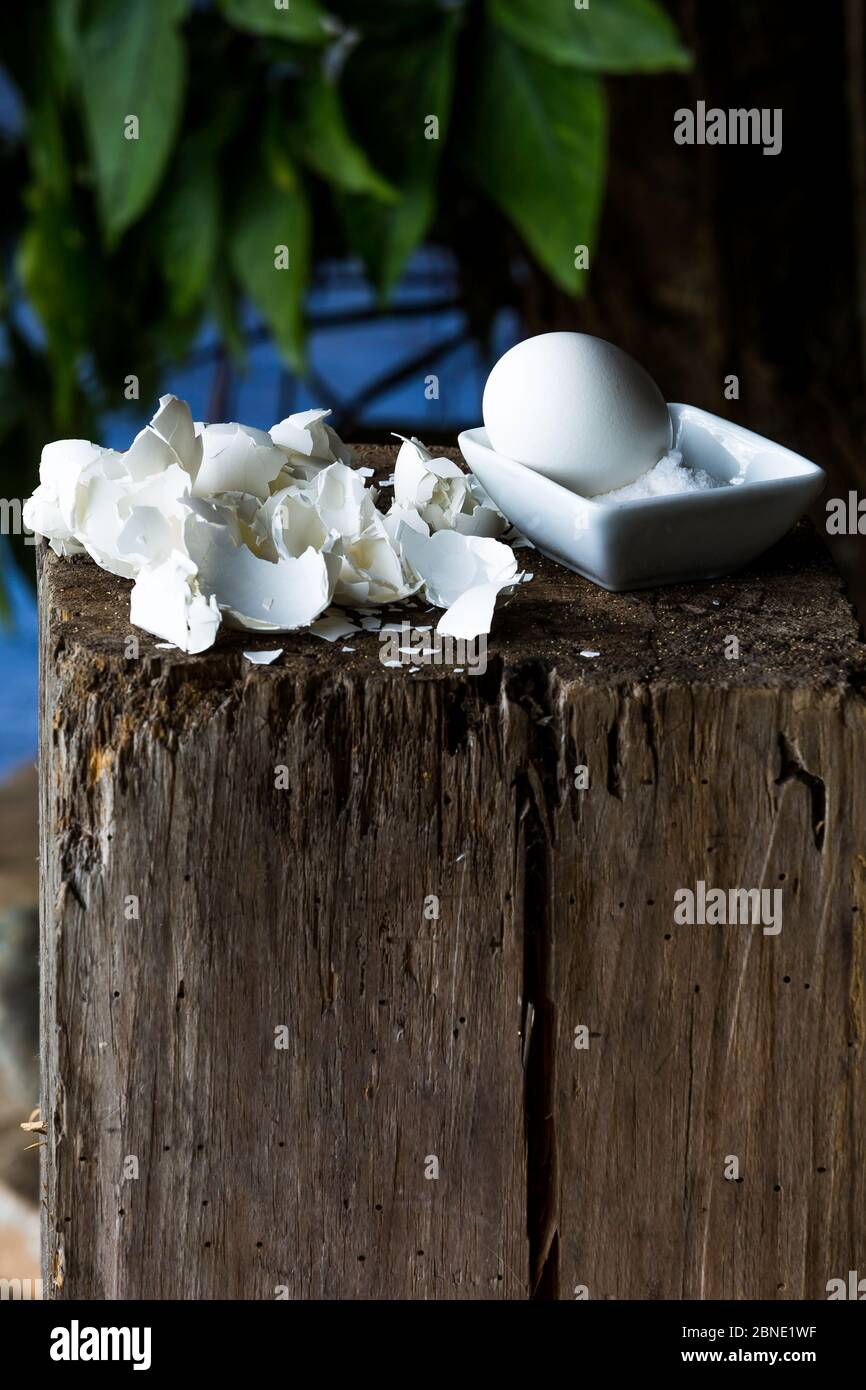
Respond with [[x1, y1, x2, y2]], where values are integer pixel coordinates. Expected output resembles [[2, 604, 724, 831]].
[[520, 0, 866, 612]]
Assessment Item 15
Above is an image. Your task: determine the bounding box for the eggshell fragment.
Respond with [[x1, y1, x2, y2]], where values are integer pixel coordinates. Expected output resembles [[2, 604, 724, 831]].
[[25, 398, 531, 650]]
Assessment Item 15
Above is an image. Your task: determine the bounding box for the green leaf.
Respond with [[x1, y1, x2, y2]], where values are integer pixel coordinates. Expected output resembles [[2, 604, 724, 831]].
[[157, 138, 220, 316], [26, 92, 69, 198], [229, 162, 310, 371], [210, 266, 247, 367], [17, 192, 100, 425], [218, 0, 330, 43], [77, 0, 187, 243], [289, 70, 397, 201], [18, 6, 75, 197], [341, 183, 433, 304], [461, 26, 606, 296], [339, 13, 459, 298], [489, 0, 690, 74], [53, 0, 85, 67]]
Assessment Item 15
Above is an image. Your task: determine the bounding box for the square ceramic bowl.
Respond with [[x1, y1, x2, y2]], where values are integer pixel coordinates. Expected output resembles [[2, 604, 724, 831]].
[[458, 404, 826, 591]]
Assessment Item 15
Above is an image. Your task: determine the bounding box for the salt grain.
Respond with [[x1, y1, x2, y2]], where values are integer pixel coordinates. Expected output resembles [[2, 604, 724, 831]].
[[592, 450, 720, 506]]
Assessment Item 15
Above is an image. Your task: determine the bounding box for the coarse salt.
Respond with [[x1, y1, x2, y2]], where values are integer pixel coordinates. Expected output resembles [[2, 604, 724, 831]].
[[592, 450, 721, 506]]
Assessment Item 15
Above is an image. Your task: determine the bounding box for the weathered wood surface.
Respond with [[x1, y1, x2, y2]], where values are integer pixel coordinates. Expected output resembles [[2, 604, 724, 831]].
[[39, 446, 866, 1299]]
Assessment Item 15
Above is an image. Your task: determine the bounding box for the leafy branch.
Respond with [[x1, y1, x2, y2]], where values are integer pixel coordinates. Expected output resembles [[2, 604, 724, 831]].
[[0, 0, 689, 575]]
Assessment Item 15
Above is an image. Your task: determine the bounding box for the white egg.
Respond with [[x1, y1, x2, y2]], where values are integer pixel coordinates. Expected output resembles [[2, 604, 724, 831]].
[[482, 332, 672, 497]]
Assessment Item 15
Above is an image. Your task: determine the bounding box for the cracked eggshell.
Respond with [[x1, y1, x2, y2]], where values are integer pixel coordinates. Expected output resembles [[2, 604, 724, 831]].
[[130, 552, 221, 653], [26, 392, 533, 655], [183, 511, 338, 632], [270, 407, 334, 460], [482, 332, 672, 497], [75, 473, 139, 578], [116, 506, 178, 570], [436, 580, 506, 640], [23, 483, 86, 554], [270, 408, 354, 467], [390, 436, 508, 539], [297, 462, 378, 539], [193, 423, 287, 501], [334, 513, 419, 606], [392, 436, 469, 530], [27, 439, 122, 541], [398, 527, 518, 611], [243, 648, 283, 664], [114, 462, 194, 565], [150, 395, 203, 480], [257, 488, 329, 563]]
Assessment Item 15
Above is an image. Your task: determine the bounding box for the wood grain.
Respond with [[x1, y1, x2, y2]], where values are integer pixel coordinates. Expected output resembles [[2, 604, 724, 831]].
[[551, 686, 866, 1299], [38, 446, 866, 1299]]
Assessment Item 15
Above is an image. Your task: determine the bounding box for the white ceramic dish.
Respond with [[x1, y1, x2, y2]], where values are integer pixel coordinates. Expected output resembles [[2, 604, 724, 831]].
[[459, 404, 826, 591]]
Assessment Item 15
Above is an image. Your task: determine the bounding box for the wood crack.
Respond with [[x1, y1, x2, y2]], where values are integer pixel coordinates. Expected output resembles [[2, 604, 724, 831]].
[[513, 668, 563, 1300], [776, 732, 827, 852]]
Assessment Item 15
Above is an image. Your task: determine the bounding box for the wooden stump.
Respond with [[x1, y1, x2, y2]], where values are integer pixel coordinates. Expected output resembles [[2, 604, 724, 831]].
[[38, 447, 866, 1299]]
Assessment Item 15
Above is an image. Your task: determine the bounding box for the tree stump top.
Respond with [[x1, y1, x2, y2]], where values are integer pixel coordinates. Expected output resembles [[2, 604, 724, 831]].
[[39, 445, 863, 693], [37, 445, 866, 1300]]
